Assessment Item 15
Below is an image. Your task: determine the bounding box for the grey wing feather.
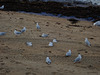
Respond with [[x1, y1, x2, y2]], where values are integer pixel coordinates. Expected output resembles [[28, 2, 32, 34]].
[[86, 40, 91, 46], [46, 59, 51, 64], [66, 52, 71, 56], [0, 32, 6, 36], [44, 34, 48, 37], [36, 25, 40, 29], [16, 32, 22, 34], [21, 27, 26, 33], [74, 57, 81, 63]]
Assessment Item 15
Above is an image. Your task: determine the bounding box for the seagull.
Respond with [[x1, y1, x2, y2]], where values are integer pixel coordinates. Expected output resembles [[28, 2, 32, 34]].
[[74, 53, 82, 63], [14, 30, 22, 35], [0, 5, 4, 9], [0, 32, 6, 36], [66, 50, 71, 57], [21, 27, 26, 33], [46, 57, 51, 64], [26, 42, 32, 46], [36, 23, 40, 29], [41, 33, 48, 37], [93, 21, 100, 26], [48, 42, 53, 47], [53, 38, 57, 42], [85, 38, 91, 47]]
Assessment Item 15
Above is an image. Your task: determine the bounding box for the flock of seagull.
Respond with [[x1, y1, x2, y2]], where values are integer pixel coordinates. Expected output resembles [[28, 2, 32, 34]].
[[0, 4, 100, 64], [47, 21, 99, 64], [0, 21, 100, 65]]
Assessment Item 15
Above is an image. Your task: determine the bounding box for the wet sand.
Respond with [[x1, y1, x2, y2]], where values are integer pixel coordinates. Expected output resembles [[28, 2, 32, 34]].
[[0, 10, 100, 75]]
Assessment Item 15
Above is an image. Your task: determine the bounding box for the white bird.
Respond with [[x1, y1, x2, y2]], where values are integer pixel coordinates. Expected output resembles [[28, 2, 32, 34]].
[[0, 32, 6, 36], [36, 23, 40, 29], [0, 5, 4, 9], [14, 30, 22, 35], [66, 50, 71, 57], [74, 53, 82, 63], [26, 42, 32, 46], [46, 57, 51, 64], [93, 21, 100, 26], [21, 27, 26, 33], [53, 38, 57, 42], [41, 33, 48, 37], [48, 42, 53, 47], [85, 38, 91, 47]]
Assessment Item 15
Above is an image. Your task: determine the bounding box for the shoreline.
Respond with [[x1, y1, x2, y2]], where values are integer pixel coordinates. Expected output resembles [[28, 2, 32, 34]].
[[18, 11, 95, 21], [0, 1, 100, 21]]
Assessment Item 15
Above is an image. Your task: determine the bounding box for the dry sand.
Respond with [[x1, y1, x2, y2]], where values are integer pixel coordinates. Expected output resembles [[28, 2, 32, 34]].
[[0, 10, 100, 75]]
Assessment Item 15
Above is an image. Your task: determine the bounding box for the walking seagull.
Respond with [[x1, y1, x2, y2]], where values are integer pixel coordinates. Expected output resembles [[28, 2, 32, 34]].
[[66, 50, 71, 57], [36, 23, 40, 29], [85, 38, 91, 47], [74, 53, 82, 63], [46, 57, 51, 64], [0, 32, 6, 36]]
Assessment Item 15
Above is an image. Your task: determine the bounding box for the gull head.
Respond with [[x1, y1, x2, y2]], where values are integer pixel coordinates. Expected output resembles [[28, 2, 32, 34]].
[[46, 57, 49, 59], [85, 38, 88, 40], [78, 53, 82, 59], [36, 22, 38, 25]]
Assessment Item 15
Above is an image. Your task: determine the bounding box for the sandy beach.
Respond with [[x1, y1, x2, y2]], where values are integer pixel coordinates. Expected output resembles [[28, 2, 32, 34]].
[[0, 10, 100, 75]]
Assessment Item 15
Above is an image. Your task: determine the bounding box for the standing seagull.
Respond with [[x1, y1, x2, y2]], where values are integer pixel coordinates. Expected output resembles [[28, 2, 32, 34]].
[[21, 27, 26, 33], [53, 38, 57, 43], [26, 42, 32, 46], [0, 32, 6, 36], [93, 21, 100, 26], [46, 57, 51, 64], [0, 5, 4, 9], [66, 50, 71, 57], [41, 33, 48, 37], [74, 53, 82, 63], [48, 42, 53, 47], [14, 30, 22, 35], [85, 38, 91, 47], [36, 23, 40, 29]]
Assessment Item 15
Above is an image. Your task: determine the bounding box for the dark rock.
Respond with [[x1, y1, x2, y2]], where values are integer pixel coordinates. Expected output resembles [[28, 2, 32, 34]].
[[0, 1, 100, 21], [49, 51, 51, 53], [85, 51, 88, 53]]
